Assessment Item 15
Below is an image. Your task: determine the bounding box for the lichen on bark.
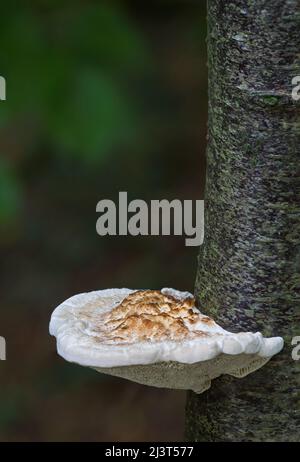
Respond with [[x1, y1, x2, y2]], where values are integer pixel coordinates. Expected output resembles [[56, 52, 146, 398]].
[[185, 0, 300, 442]]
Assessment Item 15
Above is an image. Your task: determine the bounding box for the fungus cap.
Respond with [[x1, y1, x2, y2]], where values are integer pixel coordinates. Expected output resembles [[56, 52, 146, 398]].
[[49, 288, 283, 393]]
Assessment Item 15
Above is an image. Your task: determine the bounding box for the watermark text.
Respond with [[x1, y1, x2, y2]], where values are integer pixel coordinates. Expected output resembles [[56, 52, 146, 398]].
[[0, 76, 6, 101], [292, 76, 300, 101], [0, 336, 6, 360], [291, 336, 300, 361], [96, 192, 204, 247]]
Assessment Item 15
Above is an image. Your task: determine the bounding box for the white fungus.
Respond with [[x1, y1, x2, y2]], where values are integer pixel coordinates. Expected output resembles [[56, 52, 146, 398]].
[[49, 288, 283, 393]]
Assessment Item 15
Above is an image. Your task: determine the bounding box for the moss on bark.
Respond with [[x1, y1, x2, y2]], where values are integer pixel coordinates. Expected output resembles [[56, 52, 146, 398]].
[[185, 0, 300, 442]]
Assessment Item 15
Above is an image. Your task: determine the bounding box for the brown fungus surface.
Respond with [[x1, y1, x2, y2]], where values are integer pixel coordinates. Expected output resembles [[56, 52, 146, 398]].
[[79, 290, 214, 345]]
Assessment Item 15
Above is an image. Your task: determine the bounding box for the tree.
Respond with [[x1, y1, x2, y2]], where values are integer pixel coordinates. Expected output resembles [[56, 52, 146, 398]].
[[185, 0, 300, 442]]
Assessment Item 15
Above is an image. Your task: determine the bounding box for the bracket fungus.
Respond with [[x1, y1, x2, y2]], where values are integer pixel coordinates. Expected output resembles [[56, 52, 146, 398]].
[[49, 288, 283, 393]]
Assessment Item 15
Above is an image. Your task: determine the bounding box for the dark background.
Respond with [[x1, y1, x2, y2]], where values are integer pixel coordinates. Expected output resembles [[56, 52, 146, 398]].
[[0, 0, 207, 441]]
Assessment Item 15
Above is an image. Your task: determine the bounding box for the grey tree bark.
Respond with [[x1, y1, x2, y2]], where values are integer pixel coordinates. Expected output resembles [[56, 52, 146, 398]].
[[185, 0, 300, 442]]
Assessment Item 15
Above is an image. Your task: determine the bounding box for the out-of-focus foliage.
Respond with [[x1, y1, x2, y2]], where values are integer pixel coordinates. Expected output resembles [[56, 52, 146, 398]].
[[0, 2, 152, 228], [50, 69, 137, 158], [0, 158, 20, 226], [0, 0, 207, 441], [0, 3, 149, 163]]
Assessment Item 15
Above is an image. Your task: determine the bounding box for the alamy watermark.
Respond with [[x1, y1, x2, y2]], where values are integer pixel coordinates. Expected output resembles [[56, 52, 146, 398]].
[[291, 336, 300, 361], [0, 76, 6, 101], [96, 192, 204, 246], [0, 336, 6, 360], [292, 76, 300, 101]]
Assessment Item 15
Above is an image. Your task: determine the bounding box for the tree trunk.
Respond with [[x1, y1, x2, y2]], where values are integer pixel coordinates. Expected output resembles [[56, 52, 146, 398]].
[[185, 0, 300, 442]]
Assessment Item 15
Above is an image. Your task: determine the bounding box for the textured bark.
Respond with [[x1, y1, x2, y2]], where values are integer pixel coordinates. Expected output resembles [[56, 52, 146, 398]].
[[185, 0, 300, 442]]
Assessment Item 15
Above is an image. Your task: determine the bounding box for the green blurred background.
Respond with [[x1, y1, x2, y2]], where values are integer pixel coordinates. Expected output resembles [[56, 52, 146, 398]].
[[0, 0, 207, 441]]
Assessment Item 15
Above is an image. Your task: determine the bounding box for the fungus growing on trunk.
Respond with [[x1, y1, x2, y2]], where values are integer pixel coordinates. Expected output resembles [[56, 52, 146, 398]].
[[49, 288, 283, 393]]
